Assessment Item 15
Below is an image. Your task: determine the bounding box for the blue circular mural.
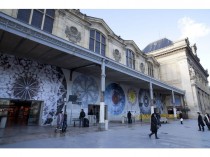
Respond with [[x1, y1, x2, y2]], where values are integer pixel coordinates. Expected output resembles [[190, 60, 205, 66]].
[[105, 83, 125, 115], [72, 74, 99, 108], [138, 89, 151, 114]]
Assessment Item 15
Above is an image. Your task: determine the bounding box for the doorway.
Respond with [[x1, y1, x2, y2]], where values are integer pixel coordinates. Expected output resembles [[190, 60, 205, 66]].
[[0, 99, 42, 127], [6, 100, 31, 127]]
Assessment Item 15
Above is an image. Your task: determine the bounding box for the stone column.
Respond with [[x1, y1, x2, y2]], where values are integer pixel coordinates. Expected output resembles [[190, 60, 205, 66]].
[[150, 81, 154, 114], [99, 59, 106, 130], [172, 90, 177, 119]]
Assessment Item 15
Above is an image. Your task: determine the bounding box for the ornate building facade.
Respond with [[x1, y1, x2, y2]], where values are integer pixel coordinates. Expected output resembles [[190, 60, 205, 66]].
[[143, 38, 210, 118], [0, 9, 207, 128]]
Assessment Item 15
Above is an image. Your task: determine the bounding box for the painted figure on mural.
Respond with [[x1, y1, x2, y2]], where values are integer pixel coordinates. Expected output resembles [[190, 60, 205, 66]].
[[44, 109, 55, 125], [149, 113, 160, 139], [197, 112, 205, 132]]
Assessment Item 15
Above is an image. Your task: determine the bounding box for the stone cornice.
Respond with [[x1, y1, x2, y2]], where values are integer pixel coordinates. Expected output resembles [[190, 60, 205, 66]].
[[152, 47, 186, 59]]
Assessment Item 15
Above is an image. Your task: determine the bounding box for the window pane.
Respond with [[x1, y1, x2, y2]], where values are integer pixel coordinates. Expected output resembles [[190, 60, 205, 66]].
[[101, 35, 105, 44], [90, 30, 95, 38], [31, 10, 43, 29], [46, 9, 55, 17], [96, 31, 100, 41], [89, 38, 94, 51], [43, 16, 54, 33], [95, 41, 100, 53], [101, 44, 105, 56], [17, 9, 31, 23]]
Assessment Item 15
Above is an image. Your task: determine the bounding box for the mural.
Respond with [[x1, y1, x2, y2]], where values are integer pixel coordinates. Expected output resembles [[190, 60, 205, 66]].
[[138, 89, 151, 114], [105, 83, 125, 115], [154, 92, 164, 114], [127, 88, 137, 106], [0, 53, 67, 123], [72, 74, 99, 108], [171, 95, 182, 106]]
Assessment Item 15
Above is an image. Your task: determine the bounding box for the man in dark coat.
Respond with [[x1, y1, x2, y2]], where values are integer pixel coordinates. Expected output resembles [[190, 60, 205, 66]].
[[127, 111, 132, 124], [197, 112, 205, 132], [79, 109, 86, 127], [149, 113, 159, 139]]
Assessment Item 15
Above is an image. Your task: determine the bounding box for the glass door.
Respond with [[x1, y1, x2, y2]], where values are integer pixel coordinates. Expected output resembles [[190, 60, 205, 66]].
[[28, 101, 41, 125]]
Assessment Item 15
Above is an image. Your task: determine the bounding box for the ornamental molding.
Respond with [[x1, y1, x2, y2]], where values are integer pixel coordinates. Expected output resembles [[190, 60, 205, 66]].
[[153, 47, 186, 59], [140, 63, 145, 73], [113, 49, 121, 62], [65, 26, 81, 43]]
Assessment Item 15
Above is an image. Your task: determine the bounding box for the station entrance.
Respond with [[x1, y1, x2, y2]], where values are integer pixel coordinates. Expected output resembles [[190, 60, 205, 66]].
[[0, 99, 42, 128]]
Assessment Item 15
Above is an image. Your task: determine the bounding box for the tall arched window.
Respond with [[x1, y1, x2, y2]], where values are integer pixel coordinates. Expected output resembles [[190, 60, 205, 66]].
[[89, 29, 106, 56], [17, 9, 55, 33], [148, 62, 154, 77], [126, 49, 135, 69]]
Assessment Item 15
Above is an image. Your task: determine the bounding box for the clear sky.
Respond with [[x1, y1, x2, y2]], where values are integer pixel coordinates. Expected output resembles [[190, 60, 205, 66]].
[[81, 9, 210, 80]]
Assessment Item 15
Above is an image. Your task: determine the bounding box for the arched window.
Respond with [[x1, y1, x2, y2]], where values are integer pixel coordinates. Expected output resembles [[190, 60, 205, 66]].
[[17, 9, 55, 33], [148, 62, 154, 77], [126, 49, 135, 69], [89, 29, 106, 56]]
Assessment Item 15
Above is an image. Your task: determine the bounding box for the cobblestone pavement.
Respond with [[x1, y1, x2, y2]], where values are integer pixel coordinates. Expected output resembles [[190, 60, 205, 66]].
[[1, 119, 210, 148]]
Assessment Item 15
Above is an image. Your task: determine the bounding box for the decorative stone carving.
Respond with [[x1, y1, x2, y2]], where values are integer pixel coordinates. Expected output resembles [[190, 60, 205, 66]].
[[113, 49, 121, 62], [189, 66, 195, 80], [140, 63, 145, 73], [65, 26, 81, 43]]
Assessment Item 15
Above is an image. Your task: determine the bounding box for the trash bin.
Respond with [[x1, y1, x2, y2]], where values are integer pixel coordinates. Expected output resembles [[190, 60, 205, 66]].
[[105, 120, 108, 130]]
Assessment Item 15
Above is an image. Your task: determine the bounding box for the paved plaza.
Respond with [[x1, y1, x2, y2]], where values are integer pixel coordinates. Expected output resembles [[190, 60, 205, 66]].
[[0, 119, 210, 148]]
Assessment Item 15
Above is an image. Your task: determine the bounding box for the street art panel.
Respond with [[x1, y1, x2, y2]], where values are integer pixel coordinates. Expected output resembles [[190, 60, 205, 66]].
[[138, 89, 151, 114], [72, 74, 99, 108], [105, 83, 125, 115], [127, 88, 137, 106], [0, 53, 67, 123], [154, 92, 164, 114]]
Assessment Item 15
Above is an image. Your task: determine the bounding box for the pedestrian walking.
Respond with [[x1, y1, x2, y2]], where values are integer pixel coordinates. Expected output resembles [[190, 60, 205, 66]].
[[179, 111, 183, 124], [197, 112, 205, 132], [149, 113, 160, 139]]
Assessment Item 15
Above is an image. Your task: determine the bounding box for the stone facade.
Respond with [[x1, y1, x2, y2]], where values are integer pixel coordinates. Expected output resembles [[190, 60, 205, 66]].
[[147, 38, 210, 118], [1, 9, 208, 127]]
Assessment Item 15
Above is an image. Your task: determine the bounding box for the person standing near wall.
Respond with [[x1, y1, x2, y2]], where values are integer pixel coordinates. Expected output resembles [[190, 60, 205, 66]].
[[127, 111, 132, 124], [79, 109, 86, 127]]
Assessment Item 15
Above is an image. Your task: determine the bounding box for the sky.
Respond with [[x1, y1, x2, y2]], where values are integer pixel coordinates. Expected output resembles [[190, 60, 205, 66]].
[[80, 9, 210, 80]]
